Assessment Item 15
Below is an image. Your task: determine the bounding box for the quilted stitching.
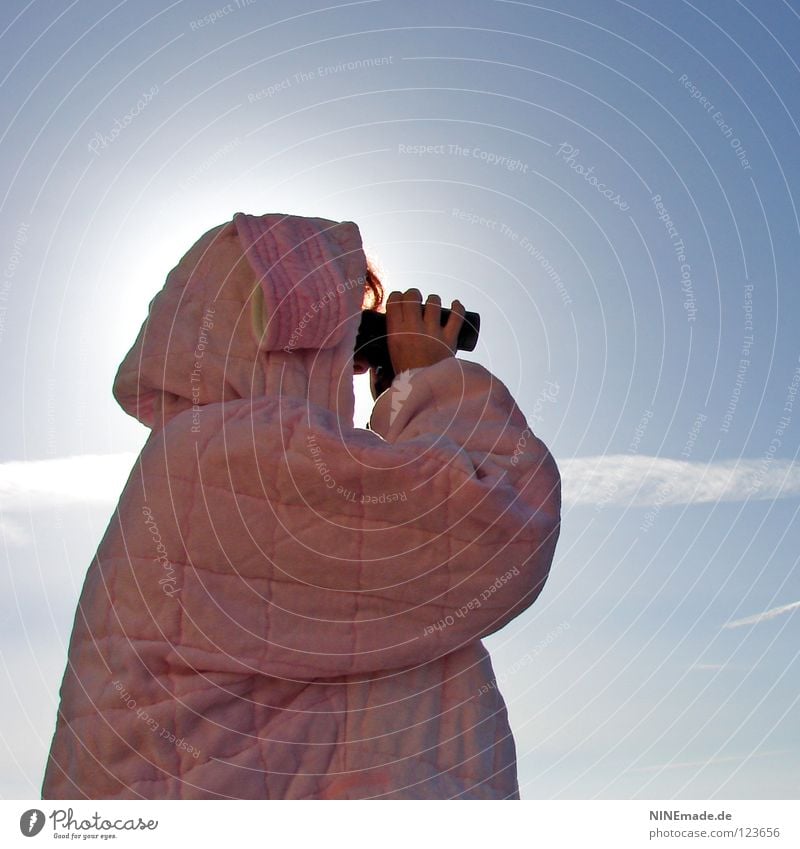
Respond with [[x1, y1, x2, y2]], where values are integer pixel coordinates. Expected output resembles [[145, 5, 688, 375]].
[[42, 213, 561, 800]]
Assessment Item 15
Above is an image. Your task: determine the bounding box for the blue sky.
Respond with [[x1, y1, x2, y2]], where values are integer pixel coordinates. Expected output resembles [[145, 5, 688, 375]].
[[1, 0, 798, 799]]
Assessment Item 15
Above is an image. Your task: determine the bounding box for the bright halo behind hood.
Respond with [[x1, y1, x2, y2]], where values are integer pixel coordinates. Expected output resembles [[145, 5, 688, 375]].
[[113, 212, 368, 431]]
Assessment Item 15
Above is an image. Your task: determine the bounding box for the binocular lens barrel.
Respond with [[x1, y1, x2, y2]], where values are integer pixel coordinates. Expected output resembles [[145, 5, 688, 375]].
[[355, 307, 479, 358]]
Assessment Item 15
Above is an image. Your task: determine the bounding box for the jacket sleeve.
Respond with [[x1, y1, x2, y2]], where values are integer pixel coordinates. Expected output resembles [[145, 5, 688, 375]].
[[133, 357, 561, 680]]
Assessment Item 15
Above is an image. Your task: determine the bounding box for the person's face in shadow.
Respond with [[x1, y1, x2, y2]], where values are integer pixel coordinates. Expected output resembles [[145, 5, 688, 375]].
[[353, 353, 380, 401]]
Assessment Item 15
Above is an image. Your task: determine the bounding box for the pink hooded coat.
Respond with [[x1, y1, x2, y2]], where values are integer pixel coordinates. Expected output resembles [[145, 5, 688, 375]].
[[41, 212, 561, 800]]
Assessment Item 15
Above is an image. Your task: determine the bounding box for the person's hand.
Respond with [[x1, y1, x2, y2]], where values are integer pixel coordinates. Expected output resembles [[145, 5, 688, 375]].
[[385, 289, 465, 375]]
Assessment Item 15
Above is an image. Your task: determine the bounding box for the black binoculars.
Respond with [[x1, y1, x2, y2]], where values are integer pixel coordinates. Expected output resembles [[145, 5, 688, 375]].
[[355, 306, 480, 397]]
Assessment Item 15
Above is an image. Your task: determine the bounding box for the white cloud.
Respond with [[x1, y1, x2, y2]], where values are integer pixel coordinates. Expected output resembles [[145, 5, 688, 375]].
[[560, 454, 800, 508], [723, 600, 800, 629], [1, 452, 799, 520], [0, 453, 137, 510], [0, 515, 30, 547]]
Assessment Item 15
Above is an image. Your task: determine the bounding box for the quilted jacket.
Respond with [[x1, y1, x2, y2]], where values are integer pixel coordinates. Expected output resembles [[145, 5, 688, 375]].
[[41, 212, 561, 799]]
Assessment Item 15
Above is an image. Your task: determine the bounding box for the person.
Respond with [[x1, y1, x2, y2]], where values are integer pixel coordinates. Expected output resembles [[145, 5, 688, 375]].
[[42, 211, 561, 800]]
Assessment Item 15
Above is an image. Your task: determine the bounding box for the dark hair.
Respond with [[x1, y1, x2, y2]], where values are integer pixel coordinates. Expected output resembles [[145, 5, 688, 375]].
[[362, 261, 385, 312]]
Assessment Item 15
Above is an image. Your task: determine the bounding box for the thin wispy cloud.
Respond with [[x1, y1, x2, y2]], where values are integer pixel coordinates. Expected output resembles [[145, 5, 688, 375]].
[[560, 455, 800, 508], [723, 600, 800, 629], [626, 748, 786, 774], [2, 452, 799, 518]]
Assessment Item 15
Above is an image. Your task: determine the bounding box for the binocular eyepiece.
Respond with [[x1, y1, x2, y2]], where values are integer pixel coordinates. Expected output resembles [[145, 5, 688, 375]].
[[355, 306, 480, 396]]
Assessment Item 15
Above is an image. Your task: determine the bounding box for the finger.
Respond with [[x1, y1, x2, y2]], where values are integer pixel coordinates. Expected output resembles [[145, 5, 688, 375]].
[[400, 287, 422, 324], [442, 299, 466, 350], [385, 290, 403, 332], [422, 293, 442, 331]]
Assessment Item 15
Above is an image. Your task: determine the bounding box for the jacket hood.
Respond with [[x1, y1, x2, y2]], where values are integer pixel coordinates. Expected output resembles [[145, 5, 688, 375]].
[[113, 212, 368, 430]]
